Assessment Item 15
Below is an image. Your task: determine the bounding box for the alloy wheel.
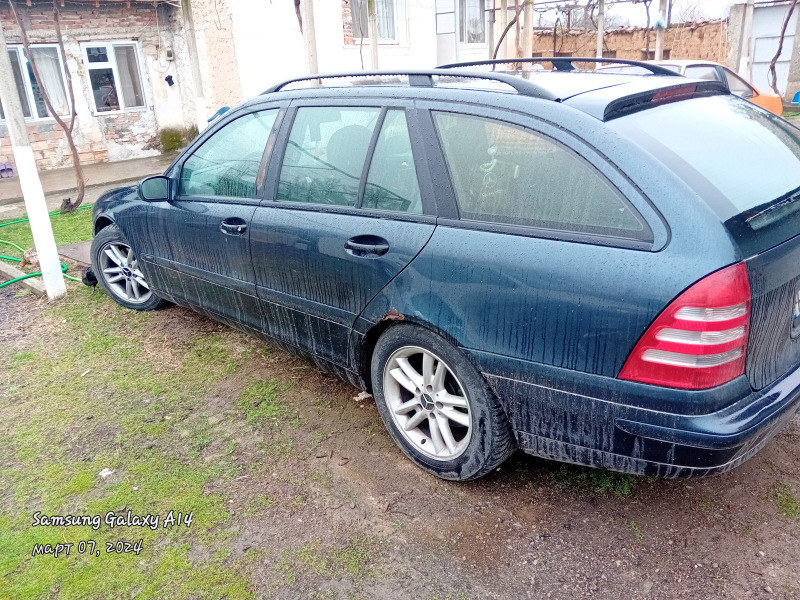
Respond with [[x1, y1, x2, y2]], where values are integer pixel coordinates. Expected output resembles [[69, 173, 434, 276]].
[[98, 241, 152, 304], [382, 345, 472, 460]]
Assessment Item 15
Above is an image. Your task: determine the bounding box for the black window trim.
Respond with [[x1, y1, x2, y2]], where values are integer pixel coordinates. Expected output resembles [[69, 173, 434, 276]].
[[428, 108, 655, 248], [719, 67, 756, 100], [175, 105, 284, 206], [356, 107, 389, 208], [262, 100, 438, 219]]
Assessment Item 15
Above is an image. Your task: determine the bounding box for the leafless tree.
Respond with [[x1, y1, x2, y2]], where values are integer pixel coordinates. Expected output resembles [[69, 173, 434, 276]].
[[633, 0, 653, 58], [677, 0, 706, 23], [9, 0, 85, 212], [769, 0, 798, 97]]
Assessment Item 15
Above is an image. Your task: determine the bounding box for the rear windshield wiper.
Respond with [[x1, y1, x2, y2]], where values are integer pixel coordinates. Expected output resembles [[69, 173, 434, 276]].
[[746, 187, 800, 230]]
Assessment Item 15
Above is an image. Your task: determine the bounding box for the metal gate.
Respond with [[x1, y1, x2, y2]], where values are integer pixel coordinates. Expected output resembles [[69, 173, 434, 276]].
[[751, 3, 797, 97]]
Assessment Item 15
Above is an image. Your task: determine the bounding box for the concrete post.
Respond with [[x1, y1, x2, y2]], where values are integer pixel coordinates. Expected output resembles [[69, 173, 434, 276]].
[[0, 25, 66, 300], [522, 0, 534, 69], [739, 0, 755, 78], [500, 0, 509, 59], [654, 0, 668, 60], [596, 0, 605, 59], [301, 0, 319, 74], [181, 0, 208, 132]]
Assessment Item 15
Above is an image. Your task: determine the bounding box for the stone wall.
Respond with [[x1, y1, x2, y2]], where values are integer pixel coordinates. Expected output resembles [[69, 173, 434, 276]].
[[0, 1, 195, 172], [524, 20, 730, 64]]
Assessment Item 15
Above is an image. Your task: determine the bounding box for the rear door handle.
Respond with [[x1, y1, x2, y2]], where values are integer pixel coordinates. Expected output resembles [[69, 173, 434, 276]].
[[344, 235, 389, 257], [221, 217, 247, 236]]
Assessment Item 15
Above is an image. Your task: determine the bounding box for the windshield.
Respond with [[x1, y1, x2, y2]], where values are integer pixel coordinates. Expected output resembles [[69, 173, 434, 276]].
[[611, 95, 800, 222]]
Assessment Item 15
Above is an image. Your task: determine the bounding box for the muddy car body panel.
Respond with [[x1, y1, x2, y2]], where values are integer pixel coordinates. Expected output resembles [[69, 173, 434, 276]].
[[93, 63, 800, 478]]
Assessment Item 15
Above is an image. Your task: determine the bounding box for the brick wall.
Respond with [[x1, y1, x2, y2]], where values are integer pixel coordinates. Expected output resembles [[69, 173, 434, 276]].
[[342, 0, 355, 45], [0, 1, 191, 173]]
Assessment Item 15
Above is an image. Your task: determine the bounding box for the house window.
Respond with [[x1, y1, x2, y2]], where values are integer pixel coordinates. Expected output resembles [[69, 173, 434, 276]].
[[83, 43, 145, 113], [351, 0, 397, 41], [459, 0, 485, 44], [0, 45, 68, 121], [641, 49, 671, 60]]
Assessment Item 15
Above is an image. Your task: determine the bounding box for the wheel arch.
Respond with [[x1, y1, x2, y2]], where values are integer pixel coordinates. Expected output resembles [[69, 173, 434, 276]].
[[93, 215, 115, 235], [358, 316, 484, 395]]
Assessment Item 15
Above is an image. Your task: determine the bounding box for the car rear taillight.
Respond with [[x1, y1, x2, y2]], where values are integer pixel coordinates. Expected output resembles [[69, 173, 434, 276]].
[[618, 263, 751, 389]]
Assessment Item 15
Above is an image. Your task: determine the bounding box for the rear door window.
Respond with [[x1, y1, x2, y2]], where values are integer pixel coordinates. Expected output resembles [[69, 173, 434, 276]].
[[277, 107, 380, 207], [362, 109, 422, 214], [179, 110, 278, 198], [433, 112, 647, 238]]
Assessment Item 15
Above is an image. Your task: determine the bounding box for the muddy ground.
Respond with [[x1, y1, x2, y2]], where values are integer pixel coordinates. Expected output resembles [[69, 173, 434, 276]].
[[2, 284, 799, 600]]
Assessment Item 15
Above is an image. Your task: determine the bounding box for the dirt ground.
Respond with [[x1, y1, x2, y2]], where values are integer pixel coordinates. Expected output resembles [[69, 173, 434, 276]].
[[2, 284, 799, 600]]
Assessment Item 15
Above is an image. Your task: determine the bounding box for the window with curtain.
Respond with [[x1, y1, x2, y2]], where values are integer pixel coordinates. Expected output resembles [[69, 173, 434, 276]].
[[83, 42, 145, 113], [0, 45, 68, 121], [459, 0, 485, 44], [351, 0, 396, 41]]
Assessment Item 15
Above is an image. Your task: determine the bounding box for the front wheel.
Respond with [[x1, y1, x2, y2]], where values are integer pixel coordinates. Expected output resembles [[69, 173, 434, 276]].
[[91, 224, 167, 311], [371, 324, 515, 481]]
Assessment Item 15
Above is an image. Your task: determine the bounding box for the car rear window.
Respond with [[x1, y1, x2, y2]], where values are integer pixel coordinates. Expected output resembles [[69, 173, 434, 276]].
[[611, 95, 800, 221], [434, 112, 649, 240]]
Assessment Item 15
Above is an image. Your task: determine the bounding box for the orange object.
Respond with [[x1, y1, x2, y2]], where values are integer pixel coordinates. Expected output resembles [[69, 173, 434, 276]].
[[653, 60, 784, 116]]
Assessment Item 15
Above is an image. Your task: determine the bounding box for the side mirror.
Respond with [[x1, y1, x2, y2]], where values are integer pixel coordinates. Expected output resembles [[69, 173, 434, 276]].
[[138, 176, 170, 201]]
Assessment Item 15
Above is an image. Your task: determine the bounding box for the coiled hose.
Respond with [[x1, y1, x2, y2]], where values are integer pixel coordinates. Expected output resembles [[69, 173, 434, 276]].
[[0, 205, 93, 288]]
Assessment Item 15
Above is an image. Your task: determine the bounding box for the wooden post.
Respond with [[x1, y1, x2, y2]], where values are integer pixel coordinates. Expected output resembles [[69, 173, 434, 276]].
[[0, 25, 65, 299], [180, 0, 207, 131], [596, 0, 605, 58], [368, 0, 379, 69], [301, 0, 319, 74], [499, 0, 509, 59]]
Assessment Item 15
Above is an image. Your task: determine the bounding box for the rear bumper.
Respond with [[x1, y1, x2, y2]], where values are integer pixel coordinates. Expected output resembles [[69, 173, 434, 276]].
[[470, 349, 800, 477]]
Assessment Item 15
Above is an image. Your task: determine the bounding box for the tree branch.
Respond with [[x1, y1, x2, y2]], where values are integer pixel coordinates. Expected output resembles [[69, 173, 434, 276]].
[[8, 0, 85, 211]]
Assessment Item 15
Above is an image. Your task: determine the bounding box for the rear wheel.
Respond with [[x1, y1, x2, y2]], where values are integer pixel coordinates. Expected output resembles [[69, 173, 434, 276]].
[[371, 325, 515, 480], [91, 224, 167, 311]]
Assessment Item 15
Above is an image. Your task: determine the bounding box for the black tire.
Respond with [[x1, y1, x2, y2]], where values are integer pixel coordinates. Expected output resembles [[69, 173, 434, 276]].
[[91, 224, 167, 312], [371, 324, 515, 481]]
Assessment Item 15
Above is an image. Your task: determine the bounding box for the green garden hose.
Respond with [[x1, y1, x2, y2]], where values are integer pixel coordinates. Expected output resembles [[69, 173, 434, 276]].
[[0, 205, 93, 288]]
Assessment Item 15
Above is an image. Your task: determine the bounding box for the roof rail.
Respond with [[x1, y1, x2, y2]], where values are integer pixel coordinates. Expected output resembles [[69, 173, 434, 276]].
[[438, 57, 679, 76], [262, 70, 557, 100]]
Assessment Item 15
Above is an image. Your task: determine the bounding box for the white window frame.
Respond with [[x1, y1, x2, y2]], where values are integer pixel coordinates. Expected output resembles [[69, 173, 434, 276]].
[[458, 0, 488, 46], [81, 41, 147, 115], [350, 0, 401, 44], [0, 43, 69, 123]]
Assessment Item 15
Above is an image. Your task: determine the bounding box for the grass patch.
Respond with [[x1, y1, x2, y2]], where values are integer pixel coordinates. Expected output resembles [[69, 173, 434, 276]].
[[0, 207, 94, 256], [776, 482, 800, 518], [549, 464, 636, 498], [275, 537, 377, 586], [238, 380, 300, 428], [0, 287, 259, 599], [627, 520, 645, 543]]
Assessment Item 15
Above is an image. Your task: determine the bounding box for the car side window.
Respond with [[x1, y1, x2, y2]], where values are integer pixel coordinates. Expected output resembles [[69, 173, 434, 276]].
[[362, 110, 422, 214], [685, 65, 721, 82], [433, 112, 646, 237], [277, 107, 380, 207], [724, 69, 756, 99], [179, 109, 278, 198]]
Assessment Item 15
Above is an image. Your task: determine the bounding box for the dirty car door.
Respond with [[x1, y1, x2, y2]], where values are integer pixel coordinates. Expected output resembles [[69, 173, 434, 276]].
[[250, 104, 436, 368], [139, 108, 280, 333]]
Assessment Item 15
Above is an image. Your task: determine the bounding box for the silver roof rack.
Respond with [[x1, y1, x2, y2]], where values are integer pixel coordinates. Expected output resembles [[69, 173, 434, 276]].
[[438, 57, 679, 76], [262, 70, 558, 100]]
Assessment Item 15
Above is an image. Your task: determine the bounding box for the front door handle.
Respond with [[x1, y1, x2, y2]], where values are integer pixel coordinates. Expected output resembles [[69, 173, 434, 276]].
[[220, 217, 247, 236], [344, 235, 389, 257]]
